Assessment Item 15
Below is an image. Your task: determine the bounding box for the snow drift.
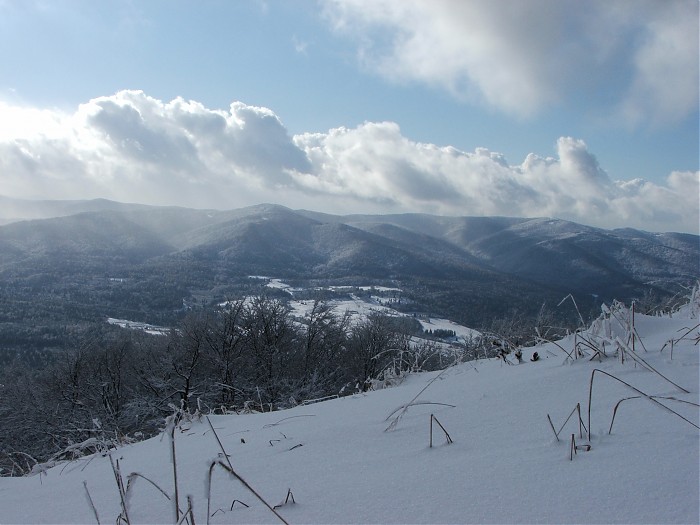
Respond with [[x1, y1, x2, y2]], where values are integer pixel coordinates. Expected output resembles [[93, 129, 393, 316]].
[[0, 300, 697, 524]]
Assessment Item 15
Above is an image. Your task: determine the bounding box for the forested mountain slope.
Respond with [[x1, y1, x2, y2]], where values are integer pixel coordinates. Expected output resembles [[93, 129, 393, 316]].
[[0, 198, 697, 360]]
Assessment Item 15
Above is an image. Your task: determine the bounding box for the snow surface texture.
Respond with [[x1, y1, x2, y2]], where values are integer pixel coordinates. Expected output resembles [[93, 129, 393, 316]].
[[1, 306, 698, 524]]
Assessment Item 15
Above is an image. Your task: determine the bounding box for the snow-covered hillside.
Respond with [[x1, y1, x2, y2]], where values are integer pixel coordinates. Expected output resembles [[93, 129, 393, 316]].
[[287, 292, 480, 341], [1, 302, 698, 524]]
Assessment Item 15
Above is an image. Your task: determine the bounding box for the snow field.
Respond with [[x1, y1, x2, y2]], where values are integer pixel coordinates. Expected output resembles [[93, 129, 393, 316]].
[[1, 307, 697, 524]]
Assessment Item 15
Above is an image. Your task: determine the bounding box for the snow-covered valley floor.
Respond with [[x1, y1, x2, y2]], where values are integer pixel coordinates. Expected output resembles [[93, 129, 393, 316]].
[[1, 305, 698, 524]]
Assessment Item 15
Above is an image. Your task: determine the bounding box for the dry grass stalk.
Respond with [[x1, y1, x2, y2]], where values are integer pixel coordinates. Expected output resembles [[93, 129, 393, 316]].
[[274, 488, 296, 509], [385, 369, 448, 432], [677, 322, 700, 344], [576, 403, 585, 438], [575, 333, 601, 356], [608, 395, 700, 434], [175, 495, 194, 525], [169, 424, 181, 524], [215, 460, 289, 525], [205, 417, 289, 525], [83, 481, 101, 525], [384, 401, 457, 421], [263, 415, 315, 428], [631, 302, 636, 353], [546, 414, 560, 442], [186, 495, 196, 525], [632, 327, 648, 353], [587, 369, 699, 442], [205, 456, 284, 524], [535, 330, 574, 360], [206, 461, 216, 525], [617, 342, 689, 393], [108, 455, 131, 525], [658, 322, 700, 358], [124, 471, 171, 514], [550, 404, 587, 440], [568, 432, 591, 459], [659, 338, 676, 359], [570, 434, 576, 461], [558, 294, 586, 328], [429, 414, 453, 447]]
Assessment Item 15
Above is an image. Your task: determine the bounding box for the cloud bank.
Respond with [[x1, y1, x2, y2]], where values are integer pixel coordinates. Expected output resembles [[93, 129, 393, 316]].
[[0, 91, 697, 233], [323, 0, 699, 124]]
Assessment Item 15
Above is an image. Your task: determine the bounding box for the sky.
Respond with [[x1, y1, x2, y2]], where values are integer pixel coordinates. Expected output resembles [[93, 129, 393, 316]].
[[0, 0, 698, 233]]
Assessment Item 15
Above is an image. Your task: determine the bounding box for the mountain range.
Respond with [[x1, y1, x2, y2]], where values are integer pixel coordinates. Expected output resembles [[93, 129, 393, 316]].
[[0, 196, 697, 357]]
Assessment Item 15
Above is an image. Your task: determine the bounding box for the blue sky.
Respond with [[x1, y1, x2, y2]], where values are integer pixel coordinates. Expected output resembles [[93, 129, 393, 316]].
[[0, 0, 698, 232]]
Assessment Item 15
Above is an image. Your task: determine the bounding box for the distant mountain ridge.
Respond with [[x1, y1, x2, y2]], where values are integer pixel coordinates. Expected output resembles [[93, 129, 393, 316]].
[[0, 197, 697, 344], [1, 197, 696, 289], [297, 210, 699, 298], [0, 195, 157, 225]]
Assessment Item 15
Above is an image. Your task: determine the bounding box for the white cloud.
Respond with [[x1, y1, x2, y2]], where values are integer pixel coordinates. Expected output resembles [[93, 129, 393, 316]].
[[619, 1, 700, 126], [293, 125, 699, 232], [0, 92, 697, 233], [0, 91, 309, 209], [323, 0, 699, 124]]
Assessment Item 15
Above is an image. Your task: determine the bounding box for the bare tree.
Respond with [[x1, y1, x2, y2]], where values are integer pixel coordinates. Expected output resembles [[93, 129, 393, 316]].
[[168, 313, 211, 413], [241, 296, 299, 407], [204, 299, 247, 406], [295, 298, 350, 398], [346, 312, 403, 388]]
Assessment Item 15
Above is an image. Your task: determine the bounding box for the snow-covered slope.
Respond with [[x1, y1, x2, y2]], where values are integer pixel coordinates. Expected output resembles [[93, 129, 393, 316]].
[[1, 305, 697, 524]]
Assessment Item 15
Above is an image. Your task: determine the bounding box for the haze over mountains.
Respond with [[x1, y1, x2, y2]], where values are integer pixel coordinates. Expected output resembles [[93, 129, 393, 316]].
[[0, 196, 697, 359], [1, 195, 696, 290]]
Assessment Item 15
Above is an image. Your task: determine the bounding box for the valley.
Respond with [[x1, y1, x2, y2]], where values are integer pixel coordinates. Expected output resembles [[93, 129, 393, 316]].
[[1, 198, 696, 367]]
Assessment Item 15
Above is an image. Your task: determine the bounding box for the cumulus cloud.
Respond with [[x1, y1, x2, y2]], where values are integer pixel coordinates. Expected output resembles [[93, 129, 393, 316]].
[[0, 91, 697, 233], [323, 0, 699, 124], [0, 91, 310, 209], [293, 126, 698, 232]]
